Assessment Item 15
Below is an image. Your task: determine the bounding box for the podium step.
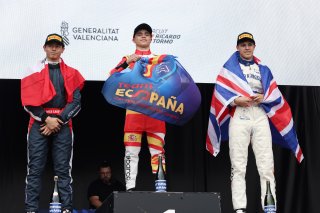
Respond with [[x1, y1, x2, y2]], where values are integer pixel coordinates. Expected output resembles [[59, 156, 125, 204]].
[[96, 191, 221, 213]]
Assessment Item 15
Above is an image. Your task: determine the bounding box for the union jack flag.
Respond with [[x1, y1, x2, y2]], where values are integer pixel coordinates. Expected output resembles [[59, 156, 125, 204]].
[[206, 51, 304, 163]]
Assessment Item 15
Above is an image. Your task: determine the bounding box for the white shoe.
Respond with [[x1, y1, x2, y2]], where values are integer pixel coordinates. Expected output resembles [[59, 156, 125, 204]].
[[235, 209, 246, 213]]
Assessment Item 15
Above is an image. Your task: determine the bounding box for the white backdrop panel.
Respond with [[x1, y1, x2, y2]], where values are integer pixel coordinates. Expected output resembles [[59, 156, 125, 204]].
[[0, 0, 319, 85]]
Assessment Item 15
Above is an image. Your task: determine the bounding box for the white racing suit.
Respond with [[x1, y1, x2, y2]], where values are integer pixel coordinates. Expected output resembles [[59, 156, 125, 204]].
[[229, 60, 276, 210]]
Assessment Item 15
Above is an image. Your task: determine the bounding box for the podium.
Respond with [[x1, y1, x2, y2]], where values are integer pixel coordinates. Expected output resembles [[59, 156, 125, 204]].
[[95, 191, 221, 213]]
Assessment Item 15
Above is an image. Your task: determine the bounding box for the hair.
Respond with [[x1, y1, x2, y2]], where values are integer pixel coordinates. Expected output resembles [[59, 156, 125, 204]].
[[98, 161, 111, 170]]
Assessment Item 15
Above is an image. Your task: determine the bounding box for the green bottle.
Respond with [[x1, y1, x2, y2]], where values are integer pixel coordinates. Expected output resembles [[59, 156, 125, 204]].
[[264, 180, 276, 213]]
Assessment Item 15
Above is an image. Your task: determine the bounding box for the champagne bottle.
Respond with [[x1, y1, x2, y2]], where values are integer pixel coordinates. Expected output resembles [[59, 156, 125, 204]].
[[264, 180, 276, 213], [49, 176, 61, 213], [155, 154, 167, 192]]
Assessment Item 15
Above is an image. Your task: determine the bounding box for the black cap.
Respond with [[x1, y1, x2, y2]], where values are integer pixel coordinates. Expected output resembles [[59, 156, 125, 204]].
[[44, 33, 65, 47], [133, 23, 152, 37], [237, 32, 255, 45]]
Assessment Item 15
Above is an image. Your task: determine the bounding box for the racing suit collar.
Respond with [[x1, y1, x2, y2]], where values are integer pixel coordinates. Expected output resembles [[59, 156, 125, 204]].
[[238, 55, 255, 66], [135, 49, 151, 55], [45, 58, 61, 65]]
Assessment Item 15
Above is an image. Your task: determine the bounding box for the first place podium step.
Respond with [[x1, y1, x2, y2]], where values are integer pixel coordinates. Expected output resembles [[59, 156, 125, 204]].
[[96, 191, 221, 213]]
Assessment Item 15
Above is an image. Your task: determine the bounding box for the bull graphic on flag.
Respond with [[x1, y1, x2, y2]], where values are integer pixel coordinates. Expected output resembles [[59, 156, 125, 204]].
[[102, 54, 201, 125]]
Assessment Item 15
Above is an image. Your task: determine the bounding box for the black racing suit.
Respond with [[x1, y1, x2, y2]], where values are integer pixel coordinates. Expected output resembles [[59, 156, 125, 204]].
[[24, 63, 81, 212]]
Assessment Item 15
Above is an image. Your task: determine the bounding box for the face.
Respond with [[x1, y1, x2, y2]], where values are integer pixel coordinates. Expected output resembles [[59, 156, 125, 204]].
[[236, 41, 255, 60], [99, 167, 112, 183], [43, 43, 64, 62], [132, 29, 152, 50]]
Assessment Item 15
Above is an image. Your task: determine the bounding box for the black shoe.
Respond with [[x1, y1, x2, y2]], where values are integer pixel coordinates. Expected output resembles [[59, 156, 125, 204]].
[[126, 187, 136, 192]]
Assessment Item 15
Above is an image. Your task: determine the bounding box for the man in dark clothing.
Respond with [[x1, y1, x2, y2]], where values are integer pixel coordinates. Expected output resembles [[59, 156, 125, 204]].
[[21, 33, 85, 213], [87, 161, 125, 209]]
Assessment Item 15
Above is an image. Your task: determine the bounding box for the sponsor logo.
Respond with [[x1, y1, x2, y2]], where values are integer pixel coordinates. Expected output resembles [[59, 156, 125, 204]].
[[49, 202, 61, 213], [115, 86, 184, 116], [48, 35, 63, 42], [264, 205, 276, 212], [153, 28, 181, 44], [155, 180, 167, 192], [157, 64, 170, 75], [125, 155, 131, 180], [239, 33, 253, 40], [60, 21, 119, 45], [45, 109, 62, 114], [60, 21, 70, 46]]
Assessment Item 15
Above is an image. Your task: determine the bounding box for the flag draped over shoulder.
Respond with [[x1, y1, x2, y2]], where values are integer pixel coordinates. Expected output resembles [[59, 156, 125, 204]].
[[101, 54, 201, 126], [21, 59, 85, 106], [206, 51, 304, 163]]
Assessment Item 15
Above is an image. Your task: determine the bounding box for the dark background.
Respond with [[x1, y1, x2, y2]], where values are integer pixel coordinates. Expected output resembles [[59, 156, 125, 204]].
[[0, 79, 319, 213]]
